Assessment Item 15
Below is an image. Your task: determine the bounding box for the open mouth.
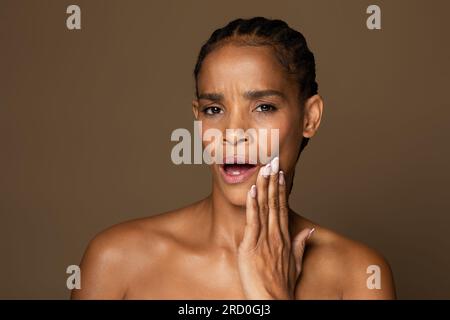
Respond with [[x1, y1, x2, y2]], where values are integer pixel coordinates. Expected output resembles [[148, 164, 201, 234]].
[[223, 163, 256, 175], [219, 162, 259, 184]]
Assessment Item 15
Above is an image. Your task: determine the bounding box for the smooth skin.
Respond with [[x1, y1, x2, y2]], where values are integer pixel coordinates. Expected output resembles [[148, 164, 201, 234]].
[[72, 44, 396, 300]]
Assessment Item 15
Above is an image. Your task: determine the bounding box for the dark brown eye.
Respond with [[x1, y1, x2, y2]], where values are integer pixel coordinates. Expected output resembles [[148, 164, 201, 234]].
[[203, 106, 223, 115], [255, 104, 276, 112]]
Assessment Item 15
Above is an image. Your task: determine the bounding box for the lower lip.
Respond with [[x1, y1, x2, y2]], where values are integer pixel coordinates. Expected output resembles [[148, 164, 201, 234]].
[[219, 164, 259, 184]]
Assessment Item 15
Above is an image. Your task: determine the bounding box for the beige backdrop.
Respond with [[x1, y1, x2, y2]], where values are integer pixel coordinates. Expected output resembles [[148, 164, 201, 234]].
[[1, 0, 449, 299]]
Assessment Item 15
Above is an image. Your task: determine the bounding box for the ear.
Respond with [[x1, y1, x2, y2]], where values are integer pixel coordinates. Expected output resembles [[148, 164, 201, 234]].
[[192, 98, 200, 120], [302, 94, 324, 138]]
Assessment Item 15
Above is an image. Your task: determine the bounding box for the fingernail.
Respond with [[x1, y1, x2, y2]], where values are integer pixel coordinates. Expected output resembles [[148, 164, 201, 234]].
[[279, 171, 285, 185], [262, 163, 271, 178], [258, 165, 265, 176], [250, 185, 257, 198], [307, 228, 316, 239], [270, 157, 279, 175]]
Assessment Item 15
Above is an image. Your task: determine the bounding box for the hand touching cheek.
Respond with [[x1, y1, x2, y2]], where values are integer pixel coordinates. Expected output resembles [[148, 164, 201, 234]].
[[237, 157, 315, 300]]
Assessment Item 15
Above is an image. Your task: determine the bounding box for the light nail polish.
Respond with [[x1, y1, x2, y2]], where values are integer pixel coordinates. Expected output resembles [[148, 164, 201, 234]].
[[271, 157, 279, 175], [263, 163, 271, 177], [279, 171, 285, 185], [258, 165, 265, 176], [250, 185, 257, 198]]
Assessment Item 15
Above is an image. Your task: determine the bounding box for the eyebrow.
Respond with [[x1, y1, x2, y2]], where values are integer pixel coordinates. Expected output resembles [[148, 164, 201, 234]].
[[197, 89, 287, 102]]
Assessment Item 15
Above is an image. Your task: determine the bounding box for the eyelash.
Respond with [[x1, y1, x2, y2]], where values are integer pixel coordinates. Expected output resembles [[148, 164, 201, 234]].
[[201, 104, 277, 116], [254, 104, 277, 113], [202, 106, 223, 115]]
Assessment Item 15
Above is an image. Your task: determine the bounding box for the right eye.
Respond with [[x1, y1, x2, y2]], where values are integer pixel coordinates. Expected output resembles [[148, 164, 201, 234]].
[[202, 106, 223, 115]]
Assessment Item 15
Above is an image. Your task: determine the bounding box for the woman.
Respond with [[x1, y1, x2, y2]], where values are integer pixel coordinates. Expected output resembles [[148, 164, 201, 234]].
[[72, 17, 396, 299]]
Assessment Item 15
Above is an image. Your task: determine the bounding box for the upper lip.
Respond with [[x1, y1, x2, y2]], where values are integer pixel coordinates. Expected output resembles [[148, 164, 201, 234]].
[[222, 155, 258, 165]]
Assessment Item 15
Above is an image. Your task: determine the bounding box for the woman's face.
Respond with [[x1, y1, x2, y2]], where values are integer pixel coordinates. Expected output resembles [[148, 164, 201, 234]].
[[193, 43, 322, 206]]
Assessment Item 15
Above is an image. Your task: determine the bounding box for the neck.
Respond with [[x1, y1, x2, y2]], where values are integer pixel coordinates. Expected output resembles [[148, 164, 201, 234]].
[[202, 182, 247, 252]]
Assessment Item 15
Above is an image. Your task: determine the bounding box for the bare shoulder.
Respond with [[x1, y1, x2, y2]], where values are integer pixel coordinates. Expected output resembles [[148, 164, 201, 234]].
[[292, 214, 396, 299], [71, 201, 202, 299]]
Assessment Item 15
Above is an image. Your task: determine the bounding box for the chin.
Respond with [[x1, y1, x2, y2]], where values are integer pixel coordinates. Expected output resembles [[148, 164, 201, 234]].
[[215, 170, 256, 207], [211, 163, 259, 206], [220, 182, 253, 206]]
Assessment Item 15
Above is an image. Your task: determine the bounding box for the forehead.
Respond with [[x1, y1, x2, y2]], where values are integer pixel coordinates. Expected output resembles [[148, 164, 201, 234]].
[[197, 44, 295, 95]]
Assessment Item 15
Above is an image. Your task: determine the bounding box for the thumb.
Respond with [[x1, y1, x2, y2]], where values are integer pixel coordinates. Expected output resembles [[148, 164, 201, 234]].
[[292, 228, 315, 274]]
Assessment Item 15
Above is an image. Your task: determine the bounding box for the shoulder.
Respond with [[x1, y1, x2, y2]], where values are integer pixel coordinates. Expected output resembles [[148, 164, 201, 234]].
[[71, 203, 199, 299], [292, 215, 396, 299]]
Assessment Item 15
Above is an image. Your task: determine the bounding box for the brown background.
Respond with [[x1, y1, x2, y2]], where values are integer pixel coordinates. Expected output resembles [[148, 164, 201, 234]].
[[1, 0, 449, 299]]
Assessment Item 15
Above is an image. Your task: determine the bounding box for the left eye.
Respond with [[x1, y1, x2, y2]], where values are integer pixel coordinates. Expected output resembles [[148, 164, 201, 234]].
[[255, 104, 276, 112]]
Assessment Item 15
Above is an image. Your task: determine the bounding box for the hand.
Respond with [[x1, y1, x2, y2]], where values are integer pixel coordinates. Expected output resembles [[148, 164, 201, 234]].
[[237, 157, 315, 300]]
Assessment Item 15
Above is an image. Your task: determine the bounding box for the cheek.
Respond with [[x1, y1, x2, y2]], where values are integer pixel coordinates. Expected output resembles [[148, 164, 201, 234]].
[[274, 116, 302, 172], [253, 105, 301, 141], [279, 127, 301, 172], [200, 122, 223, 160]]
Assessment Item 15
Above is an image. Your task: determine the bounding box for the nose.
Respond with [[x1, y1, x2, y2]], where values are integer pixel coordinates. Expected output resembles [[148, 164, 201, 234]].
[[224, 131, 249, 145], [222, 112, 253, 146]]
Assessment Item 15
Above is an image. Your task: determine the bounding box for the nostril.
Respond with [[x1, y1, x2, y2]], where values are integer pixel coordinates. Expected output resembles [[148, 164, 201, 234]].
[[223, 131, 251, 145]]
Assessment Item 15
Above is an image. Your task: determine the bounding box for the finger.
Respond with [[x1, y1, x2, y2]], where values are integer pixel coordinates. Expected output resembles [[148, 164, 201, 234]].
[[278, 171, 290, 242], [241, 185, 260, 247], [256, 162, 271, 238], [267, 157, 281, 240], [292, 228, 315, 275]]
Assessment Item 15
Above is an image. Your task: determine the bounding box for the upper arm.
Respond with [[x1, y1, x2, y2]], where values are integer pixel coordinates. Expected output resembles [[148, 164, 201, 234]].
[[70, 228, 130, 299]]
